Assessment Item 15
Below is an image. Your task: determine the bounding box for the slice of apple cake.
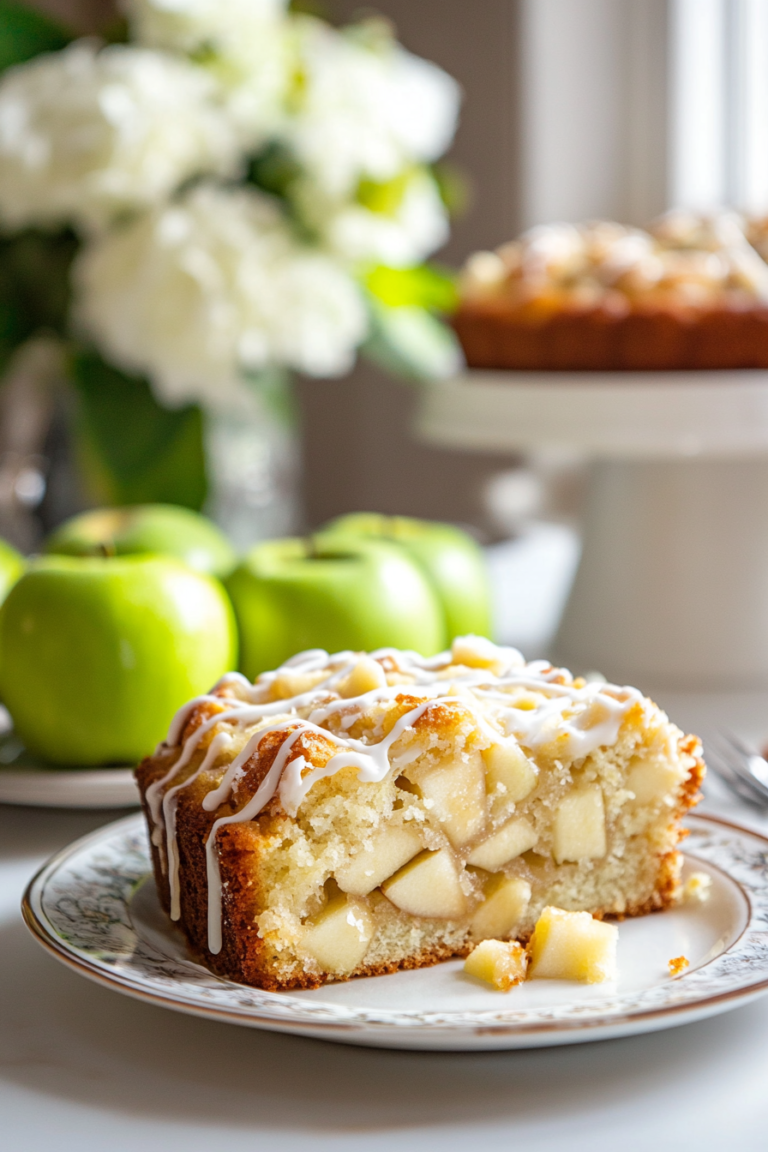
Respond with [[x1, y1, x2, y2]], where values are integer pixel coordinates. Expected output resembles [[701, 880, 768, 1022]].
[[136, 636, 704, 991]]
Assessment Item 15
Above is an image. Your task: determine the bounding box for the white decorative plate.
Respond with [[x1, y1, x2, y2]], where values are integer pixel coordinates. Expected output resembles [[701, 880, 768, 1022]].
[[0, 712, 138, 808], [22, 813, 768, 1051]]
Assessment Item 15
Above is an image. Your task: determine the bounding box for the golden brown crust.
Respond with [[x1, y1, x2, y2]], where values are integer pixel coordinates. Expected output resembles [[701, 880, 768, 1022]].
[[676, 733, 707, 816], [453, 302, 768, 371], [136, 748, 175, 915], [187, 925, 476, 992], [614, 850, 683, 919]]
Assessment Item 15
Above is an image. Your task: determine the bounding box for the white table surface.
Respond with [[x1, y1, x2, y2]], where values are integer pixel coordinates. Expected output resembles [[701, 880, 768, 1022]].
[[4, 535, 768, 1150], [1, 781, 767, 1150]]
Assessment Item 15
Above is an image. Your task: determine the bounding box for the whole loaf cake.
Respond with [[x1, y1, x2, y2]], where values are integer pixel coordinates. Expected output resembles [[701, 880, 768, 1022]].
[[455, 210, 768, 371]]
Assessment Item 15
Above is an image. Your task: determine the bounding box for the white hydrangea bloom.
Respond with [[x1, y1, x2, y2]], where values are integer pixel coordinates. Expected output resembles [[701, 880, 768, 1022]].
[[287, 18, 460, 199], [298, 168, 449, 266], [205, 23, 291, 146], [0, 41, 239, 233], [385, 44, 463, 166], [73, 184, 369, 407], [124, 0, 290, 146], [124, 0, 288, 52]]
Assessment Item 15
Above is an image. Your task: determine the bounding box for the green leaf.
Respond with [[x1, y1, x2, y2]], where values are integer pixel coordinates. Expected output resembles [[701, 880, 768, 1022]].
[[0, 228, 77, 328], [102, 17, 130, 45], [288, 1, 334, 21], [0, 1, 72, 73], [246, 142, 302, 201], [0, 228, 78, 376], [362, 302, 462, 382], [0, 292, 27, 378], [364, 263, 459, 313], [357, 170, 412, 216], [431, 160, 471, 219], [69, 349, 208, 511]]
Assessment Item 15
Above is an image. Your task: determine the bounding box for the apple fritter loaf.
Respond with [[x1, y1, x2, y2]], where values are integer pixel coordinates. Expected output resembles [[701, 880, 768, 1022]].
[[136, 637, 704, 991]]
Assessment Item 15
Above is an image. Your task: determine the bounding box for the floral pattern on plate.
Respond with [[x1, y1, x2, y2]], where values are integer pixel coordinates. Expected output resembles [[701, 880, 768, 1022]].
[[21, 813, 768, 1050]]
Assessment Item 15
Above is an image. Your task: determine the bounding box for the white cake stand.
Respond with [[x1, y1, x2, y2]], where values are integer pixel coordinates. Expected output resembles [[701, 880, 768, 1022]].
[[416, 369, 768, 691]]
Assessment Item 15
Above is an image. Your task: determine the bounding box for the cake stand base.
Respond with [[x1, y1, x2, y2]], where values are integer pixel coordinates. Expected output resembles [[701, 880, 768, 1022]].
[[416, 371, 768, 689], [552, 456, 768, 688]]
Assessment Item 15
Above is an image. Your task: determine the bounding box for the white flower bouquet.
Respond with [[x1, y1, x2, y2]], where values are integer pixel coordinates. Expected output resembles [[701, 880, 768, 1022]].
[[0, 0, 461, 509]]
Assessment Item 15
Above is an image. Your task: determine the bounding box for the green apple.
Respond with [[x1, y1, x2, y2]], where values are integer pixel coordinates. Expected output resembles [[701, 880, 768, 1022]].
[[0, 555, 237, 765], [0, 538, 25, 696], [321, 513, 492, 641], [45, 503, 236, 578], [0, 537, 24, 604], [225, 536, 447, 679]]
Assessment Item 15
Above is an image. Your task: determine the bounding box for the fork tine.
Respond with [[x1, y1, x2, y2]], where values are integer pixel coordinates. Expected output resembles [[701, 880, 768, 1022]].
[[707, 735, 760, 799], [717, 730, 760, 759], [706, 750, 748, 801], [706, 758, 764, 807], [707, 732, 768, 807], [717, 730, 768, 789]]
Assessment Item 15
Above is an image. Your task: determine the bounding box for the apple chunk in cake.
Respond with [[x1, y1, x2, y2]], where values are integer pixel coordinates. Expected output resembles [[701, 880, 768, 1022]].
[[136, 637, 704, 991]]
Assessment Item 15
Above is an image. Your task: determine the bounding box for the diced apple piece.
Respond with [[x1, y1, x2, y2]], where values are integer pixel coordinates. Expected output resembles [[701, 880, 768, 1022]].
[[483, 741, 538, 803], [382, 848, 467, 919], [301, 895, 375, 974], [467, 817, 538, 870], [337, 656, 387, 699], [451, 635, 504, 672], [273, 668, 328, 700], [470, 875, 531, 940], [335, 827, 423, 896], [417, 753, 487, 847], [626, 754, 682, 805], [464, 939, 528, 990], [527, 906, 617, 983], [553, 785, 606, 863]]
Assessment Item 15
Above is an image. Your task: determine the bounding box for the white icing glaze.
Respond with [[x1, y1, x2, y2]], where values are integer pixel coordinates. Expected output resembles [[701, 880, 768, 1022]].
[[145, 638, 648, 954], [205, 723, 325, 954], [163, 729, 233, 920]]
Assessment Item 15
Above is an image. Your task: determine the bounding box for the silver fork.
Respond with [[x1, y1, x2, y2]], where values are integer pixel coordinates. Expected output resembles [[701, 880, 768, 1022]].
[[706, 731, 768, 808]]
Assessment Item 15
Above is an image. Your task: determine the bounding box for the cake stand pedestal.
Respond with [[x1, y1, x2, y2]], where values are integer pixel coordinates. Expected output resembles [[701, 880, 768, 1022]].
[[415, 370, 768, 691]]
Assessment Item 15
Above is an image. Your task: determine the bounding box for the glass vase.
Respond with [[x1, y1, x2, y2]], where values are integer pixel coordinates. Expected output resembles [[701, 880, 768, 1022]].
[[203, 371, 302, 551]]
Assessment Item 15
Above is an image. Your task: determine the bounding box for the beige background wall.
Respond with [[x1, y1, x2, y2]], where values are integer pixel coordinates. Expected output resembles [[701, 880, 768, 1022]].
[[25, 0, 522, 532]]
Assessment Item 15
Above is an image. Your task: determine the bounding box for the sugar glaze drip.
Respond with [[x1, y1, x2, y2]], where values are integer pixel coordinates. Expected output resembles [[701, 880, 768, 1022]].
[[146, 639, 647, 954]]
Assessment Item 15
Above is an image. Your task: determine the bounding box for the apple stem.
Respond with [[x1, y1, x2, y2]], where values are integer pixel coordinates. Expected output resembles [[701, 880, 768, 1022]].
[[305, 537, 318, 560], [98, 541, 117, 558]]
